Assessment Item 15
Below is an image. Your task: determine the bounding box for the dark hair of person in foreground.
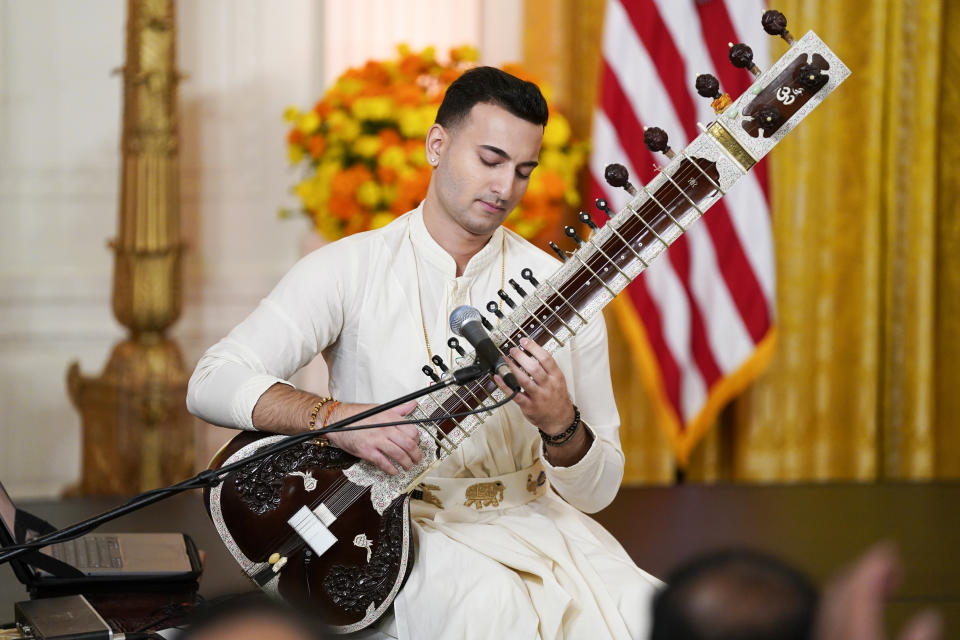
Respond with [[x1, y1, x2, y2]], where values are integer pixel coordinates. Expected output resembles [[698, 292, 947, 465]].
[[650, 548, 818, 640], [435, 65, 549, 131], [177, 592, 328, 640]]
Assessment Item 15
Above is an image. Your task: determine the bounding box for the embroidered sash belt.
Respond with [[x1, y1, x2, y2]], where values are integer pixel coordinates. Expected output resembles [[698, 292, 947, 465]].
[[414, 459, 548, 512]]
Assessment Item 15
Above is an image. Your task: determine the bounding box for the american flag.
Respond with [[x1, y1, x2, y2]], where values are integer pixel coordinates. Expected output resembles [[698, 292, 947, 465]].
[[590, 0, 775, 465]]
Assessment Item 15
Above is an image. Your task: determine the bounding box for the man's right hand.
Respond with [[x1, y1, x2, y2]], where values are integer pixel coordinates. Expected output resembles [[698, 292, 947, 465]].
[[324, 400, 423, 475]]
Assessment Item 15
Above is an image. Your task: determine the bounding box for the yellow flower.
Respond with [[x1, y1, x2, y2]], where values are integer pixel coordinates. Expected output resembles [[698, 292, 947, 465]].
[[317, 216, 343, 241], [379, 145, 408, 170], [351, 96, 394, 121], [297, 111, 320, 135], [539, 148, 566, 171], [327, 110, 361, 142], [288, 144, 304, 165], [353, 135, 382, 158], [398, 105, 438, 138], [419, 105, 439, 129], [513, 219, 539, 238], [526, 171, 545, 196], [356, 181, 382, 208], [382, 184, 398, 204], [283, 105, 301, 122], [450, 44, 479, 63], [398, 107, 421, 138], [408, 147, 427, 167], [314, 161, 341, 200], [336, 77, 364, 95], [371, 212, 396, 229], [542, 114, 571, 147]]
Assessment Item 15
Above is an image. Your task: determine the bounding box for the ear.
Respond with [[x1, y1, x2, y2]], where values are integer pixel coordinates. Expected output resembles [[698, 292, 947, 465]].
[[425, 123, 447, 166]]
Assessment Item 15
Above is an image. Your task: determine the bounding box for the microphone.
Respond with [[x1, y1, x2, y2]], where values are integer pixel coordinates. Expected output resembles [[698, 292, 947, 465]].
[[449, 305, 521, 392]]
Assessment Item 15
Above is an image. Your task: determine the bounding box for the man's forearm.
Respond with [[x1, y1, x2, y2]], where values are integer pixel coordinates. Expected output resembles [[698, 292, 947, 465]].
[[251, 383, 326, 434]]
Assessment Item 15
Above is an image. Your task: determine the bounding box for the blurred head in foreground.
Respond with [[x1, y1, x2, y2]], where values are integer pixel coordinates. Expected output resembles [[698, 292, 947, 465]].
[[178, 593, 326, 640], [650, 548, 818, 640]]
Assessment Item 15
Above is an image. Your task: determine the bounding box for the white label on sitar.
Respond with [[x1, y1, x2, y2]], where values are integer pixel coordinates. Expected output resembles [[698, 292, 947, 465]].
[[288, 505, 337, 556], [315, 503, 336, 527]]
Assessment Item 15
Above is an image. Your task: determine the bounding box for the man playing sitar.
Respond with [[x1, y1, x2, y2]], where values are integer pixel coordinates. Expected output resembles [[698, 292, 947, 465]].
[[188, 67, 660, 639]]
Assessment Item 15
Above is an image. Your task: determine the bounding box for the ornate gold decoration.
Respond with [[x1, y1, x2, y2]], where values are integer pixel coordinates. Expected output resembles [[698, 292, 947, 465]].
[[417, 483, 444, 509], [463, 480, 505, 509], [707, 122, 757, 171], [66, 0, 193, 495], [526, 471, 546, 494]]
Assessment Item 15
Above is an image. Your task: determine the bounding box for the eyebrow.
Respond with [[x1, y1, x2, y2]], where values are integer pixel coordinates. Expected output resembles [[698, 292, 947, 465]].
[[479, 144, 539, 169]]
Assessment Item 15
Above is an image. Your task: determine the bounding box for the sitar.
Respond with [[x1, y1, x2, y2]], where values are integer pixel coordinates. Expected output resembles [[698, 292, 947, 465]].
[[205, 11, 849, 633]]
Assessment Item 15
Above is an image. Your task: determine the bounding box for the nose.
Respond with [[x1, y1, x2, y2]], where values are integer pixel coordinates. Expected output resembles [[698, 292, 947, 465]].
[[490, 166, 514, 203]]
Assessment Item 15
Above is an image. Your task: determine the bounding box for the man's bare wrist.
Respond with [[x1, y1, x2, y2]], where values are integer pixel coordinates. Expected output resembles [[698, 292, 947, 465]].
[[537, 403, 577, 437]]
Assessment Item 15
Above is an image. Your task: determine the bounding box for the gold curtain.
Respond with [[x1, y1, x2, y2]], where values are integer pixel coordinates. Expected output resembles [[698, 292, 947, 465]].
[[524, 0, 960, 483]]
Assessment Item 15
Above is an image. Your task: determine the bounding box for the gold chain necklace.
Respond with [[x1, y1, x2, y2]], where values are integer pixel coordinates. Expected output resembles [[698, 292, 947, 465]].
[[411, 232, 506, 373]]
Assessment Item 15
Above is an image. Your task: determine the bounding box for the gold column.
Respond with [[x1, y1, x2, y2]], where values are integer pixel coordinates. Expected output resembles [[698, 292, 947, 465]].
[[67, 0, 193, 495]]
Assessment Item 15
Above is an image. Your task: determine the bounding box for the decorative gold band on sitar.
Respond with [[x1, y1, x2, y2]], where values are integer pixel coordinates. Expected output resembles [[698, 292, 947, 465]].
[[707, 121, 757, 172]]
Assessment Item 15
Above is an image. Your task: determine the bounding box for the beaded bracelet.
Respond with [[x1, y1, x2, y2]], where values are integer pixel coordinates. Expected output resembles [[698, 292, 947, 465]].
[[322, 400, 341, 428], [539, 405, 581, 447], [307, 396, 333, 431]]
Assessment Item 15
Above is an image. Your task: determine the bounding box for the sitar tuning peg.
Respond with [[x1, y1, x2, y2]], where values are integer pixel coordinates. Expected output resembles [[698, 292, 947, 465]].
[[604, 163, 637, 196], [508, 278, 527, 298], [497, 289, 517, 309], [578, 211, 599, 232], [486, 300, 505, 319], [520, 267, 539, 287], [695, 73, 732, 115], [548, 241, 568, 262], [728, 42, 762, 78], [480, 314, 494, 331], [564, 226, 584, 246], [595, 198, 614, 217], [431, 355, 449, 373], [761, 9, 796, 46], [643, 127, 676, 159], [422, 364, 441, 382], [447, 337, 466, 357]]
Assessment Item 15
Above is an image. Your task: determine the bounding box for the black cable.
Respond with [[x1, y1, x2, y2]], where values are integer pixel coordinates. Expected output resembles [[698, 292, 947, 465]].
[[0, 387, 519, 557], [308, 388, 519, 437]]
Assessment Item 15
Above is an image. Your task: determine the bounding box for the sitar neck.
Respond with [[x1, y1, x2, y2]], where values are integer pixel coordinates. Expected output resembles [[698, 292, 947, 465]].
[[410, 29, 849, 467]]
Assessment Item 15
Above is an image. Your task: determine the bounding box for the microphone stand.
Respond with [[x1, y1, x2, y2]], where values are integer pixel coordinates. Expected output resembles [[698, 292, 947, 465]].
[[0, 364, 491, 566]]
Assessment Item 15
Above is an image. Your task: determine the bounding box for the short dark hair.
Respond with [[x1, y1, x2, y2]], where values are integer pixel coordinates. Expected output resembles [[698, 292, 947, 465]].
[[180, 592, 328, 639], [435, 66, 548, 130], [650, 548, 818, 640]]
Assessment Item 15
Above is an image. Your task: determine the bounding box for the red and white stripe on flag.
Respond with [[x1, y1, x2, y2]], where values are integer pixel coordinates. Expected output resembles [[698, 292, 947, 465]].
[[591, 0, 776, 465]]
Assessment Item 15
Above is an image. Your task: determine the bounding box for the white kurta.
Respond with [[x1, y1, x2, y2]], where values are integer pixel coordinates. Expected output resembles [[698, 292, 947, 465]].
[[187, 205, 661, 639]]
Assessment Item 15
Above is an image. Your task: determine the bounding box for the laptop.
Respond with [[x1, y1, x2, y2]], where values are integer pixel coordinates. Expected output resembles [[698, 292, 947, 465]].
[[0, 478, 201, 593]]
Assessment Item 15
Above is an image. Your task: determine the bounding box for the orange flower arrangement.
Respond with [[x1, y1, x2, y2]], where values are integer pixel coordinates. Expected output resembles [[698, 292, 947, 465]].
[[281, 45, 588, 242]]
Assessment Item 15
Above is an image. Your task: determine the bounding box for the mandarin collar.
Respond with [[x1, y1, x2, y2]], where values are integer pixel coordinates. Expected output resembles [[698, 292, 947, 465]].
[[409, 203, 504, 279]]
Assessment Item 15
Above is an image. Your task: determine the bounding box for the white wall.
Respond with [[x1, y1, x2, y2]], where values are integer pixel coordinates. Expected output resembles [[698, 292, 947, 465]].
[[0, 0, 522, 498]]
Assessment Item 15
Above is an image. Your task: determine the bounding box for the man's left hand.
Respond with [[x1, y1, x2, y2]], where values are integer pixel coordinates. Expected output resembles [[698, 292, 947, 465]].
[[494, 337, 575, 435]]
